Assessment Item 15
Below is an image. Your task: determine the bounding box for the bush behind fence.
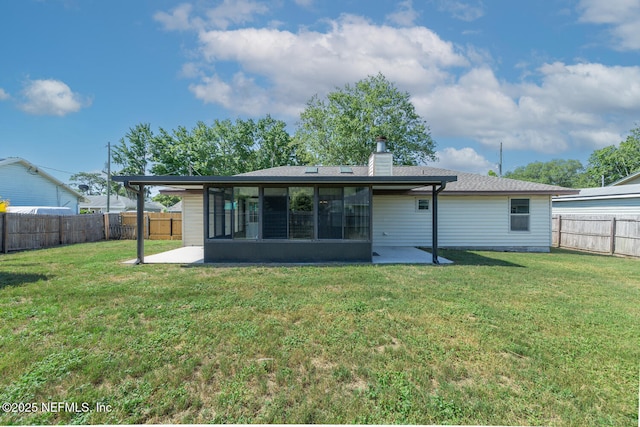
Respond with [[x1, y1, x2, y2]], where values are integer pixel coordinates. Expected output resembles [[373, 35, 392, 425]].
[[1, 212, 182, 253]]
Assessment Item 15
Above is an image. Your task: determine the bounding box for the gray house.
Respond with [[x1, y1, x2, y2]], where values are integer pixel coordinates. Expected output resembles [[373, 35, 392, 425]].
[[553, 174, 640, 216], [114, 143, 576, 264], [0, 157, 84, 214]]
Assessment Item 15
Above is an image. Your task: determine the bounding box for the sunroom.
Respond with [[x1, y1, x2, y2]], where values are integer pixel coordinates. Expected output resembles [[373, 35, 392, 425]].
[[112, 174, 457, 264]]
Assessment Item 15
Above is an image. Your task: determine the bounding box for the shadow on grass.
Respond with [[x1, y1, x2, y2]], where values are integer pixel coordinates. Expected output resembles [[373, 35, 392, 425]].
[[0, 272, 49, 290], [438, 250, 525, 267]]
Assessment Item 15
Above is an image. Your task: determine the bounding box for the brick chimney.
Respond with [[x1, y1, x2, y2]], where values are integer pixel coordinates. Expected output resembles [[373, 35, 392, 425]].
[[368, 136, 393, 176]]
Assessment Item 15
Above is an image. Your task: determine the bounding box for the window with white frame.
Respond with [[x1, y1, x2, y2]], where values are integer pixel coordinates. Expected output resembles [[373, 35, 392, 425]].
[[416, 198, 429, 212], [510, 198, 530, 231]]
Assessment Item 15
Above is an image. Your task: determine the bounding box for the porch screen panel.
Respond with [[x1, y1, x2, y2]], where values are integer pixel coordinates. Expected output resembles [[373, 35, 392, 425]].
[[318, 188, 343, 239], [234, 187, 259, 239], [263, 188, 288, 239], [344, 187, 370, 240], [289, 187, 314, 239], [209, 187, 232, 239]]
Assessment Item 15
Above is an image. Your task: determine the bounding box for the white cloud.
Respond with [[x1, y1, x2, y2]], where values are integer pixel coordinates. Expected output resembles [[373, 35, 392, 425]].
[[386, 0, 419, 27], [154, 0, 269, 31], [156, 5, 639, 158], [0, 88, 9, 100], [578, 0, 640, 50], [437, 0, 485, 22], [435, 146, 496, 174], [417, 63, 640, 153], [19, 79, 91, 116], [191, 14, 467, 113], [154, 3, 196, 31]]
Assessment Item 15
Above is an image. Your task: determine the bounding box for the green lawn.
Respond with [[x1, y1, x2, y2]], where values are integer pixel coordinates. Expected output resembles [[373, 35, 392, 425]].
[[0, 241, 638, 426]]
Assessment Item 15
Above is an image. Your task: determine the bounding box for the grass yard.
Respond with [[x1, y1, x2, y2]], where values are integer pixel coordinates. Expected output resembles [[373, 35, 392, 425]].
[[0, 241, 638, 426]]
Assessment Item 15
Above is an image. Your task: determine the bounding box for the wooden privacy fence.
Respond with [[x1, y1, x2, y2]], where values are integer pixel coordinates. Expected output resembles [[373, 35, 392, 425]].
[[1, 213, 105, 253], [111, 212, 182, 241], [0, 212, 183, 253], [552, 214, 640, 258]]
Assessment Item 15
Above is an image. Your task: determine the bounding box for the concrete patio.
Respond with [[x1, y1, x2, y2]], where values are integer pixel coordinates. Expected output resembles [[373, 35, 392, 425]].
[[125, 245, 451, 265]]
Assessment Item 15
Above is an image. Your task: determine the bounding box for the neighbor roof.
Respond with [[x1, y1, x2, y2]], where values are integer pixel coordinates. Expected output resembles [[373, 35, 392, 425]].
[[553, 183, 640, 201], [80, 195, 165, 211], [240, 166, 577, 195]]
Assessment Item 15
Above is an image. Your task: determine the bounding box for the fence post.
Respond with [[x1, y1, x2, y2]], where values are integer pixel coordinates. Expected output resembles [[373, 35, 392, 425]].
[[557, 215, 562, 248], [610, 217, 616, 255], [59, 215, 64, 245], [104, 213, 110, 240], [2, 213, 7, 254]]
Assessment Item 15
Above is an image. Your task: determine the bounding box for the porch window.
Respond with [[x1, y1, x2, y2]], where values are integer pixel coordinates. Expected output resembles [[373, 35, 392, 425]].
[[344, 187, 370, 240], [289, 187, 314, 239], [233, 187, 259, 239], [318, 188, 343, 239], [209, 187, 232, 239], [263, 188, 288, 239], [510, 198, 530, 231]]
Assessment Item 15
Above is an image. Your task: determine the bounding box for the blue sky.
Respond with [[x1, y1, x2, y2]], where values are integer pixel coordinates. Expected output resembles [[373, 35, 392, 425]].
[[1, 0, 639, 185]]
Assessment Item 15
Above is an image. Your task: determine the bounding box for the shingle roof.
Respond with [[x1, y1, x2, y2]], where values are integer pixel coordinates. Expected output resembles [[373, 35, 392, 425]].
[[239, 165, 577, 195]]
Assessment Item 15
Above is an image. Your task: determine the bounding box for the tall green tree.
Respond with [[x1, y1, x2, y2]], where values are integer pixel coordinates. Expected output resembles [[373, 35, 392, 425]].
[[150, 116, 297, 176], [503, 159, 588, 188], [69, 172, 108, 195], [295, 73, 436, 165], [112, 123, 154, 176], [585, 126, 640, 186]]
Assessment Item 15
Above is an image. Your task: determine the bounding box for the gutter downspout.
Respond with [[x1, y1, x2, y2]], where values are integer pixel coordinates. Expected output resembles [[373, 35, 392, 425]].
[[124, 181, 145, 264], [431, 181, 447, 264]]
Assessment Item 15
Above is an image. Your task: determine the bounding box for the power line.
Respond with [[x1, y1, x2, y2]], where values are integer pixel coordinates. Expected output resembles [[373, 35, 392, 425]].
[[35, 165, 76, 176]]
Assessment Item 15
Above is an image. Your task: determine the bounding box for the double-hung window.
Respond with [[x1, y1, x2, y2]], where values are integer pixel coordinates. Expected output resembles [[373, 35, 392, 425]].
[[510, 198, 530, 231]]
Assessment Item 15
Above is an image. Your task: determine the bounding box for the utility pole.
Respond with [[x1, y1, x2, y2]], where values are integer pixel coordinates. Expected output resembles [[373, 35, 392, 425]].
[[106, 142, 111, 213], [498, 142, 503, 177]]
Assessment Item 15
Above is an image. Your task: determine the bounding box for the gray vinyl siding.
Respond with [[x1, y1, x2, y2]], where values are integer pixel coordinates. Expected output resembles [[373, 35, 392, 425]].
[[182, 193, 203, 246], [0, 162, 79, 212], [373, 194, 552, 250], [439, 195, 552, 249], [552, 197, 640, 215], [372, 195, 432, 246]]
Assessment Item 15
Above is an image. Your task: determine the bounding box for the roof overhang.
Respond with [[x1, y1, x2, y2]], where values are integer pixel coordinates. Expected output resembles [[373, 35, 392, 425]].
[[112, 174, 458, 192]]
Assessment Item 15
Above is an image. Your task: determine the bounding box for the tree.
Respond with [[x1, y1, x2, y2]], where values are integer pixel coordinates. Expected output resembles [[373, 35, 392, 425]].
[[294, 73, 436, 166], [585, 126, 640, 186], [250, 115, 298, 170], [150, 116, 298, 176], [152, 194, 180, 208], [69, 172, 108, 195], [503, 159, 587, 188], [112, 123, 154, 176]]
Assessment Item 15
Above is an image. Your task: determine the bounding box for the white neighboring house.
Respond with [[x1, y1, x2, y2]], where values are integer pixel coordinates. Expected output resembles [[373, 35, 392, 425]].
[[552, 176, 640, 216], [79, 195, 165, 213], [0, 157, 84, 214]]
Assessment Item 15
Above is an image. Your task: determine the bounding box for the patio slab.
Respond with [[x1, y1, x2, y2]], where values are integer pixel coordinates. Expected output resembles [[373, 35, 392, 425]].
[[372, 246, 452, 265], [124, 246, 204, 264], [125, 245, 450, 265]]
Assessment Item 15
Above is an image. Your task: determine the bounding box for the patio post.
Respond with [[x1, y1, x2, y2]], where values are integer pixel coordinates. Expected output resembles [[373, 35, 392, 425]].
[[136, 184, 145, 264]]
